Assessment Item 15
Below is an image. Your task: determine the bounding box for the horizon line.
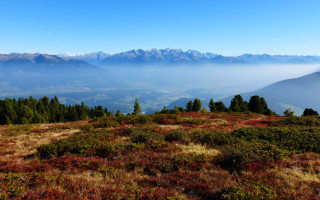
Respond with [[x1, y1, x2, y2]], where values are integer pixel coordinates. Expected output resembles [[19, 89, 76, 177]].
[[1, 48, 320, 57]]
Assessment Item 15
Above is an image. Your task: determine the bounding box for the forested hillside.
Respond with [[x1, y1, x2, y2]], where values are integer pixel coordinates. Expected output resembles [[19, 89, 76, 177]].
[[0, 94, 276, 125]]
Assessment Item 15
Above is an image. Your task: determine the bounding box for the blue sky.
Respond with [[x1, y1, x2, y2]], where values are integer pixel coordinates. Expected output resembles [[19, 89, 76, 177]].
[[0, 0, 319, 56]]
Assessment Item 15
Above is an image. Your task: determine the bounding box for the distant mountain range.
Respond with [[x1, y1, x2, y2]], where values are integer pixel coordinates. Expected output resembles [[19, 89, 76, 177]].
[[0, 53, 95, 71], [1, 50, 320, 68], [238, 54, 320, 64], [60, 49, 320, 65], [61, 49, 245, 65], [1, 49, 320, 116]]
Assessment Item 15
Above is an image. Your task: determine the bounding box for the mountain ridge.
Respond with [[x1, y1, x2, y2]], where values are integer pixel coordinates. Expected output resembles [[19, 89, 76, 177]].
[[3, 50, 320, 66], [218, 72, 320, 115], [59, 49, 320, 65], [0, 53, 96, 70]]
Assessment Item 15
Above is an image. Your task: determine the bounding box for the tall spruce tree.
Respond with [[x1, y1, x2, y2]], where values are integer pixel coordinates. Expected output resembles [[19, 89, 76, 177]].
[[186, 100, 193, 112], [230, 95, 248, 112], [208, 98, 216, 112], [132, 98, 141, 115], [192, 98, 202, 112], [215, 101, 227, 112]]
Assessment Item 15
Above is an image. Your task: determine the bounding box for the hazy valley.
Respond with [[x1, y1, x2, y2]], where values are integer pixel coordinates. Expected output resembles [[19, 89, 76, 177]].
[[1, 49, 320, 115]]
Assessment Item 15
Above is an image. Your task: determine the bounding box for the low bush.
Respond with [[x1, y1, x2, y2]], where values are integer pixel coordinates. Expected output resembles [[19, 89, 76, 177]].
[[231, 127, 320, 153], [130, 131, 163, 144], [146, 139, 168, 149], [190, 130, 234, 147], [271, 116, 320, 126], [37, 130, 114, 159], [172, 153, 209, 171], [0, 172, 62, 199], [129, 115, 153, 124], [165, 129, 187, 142], [95, 143, 116, 158], [151, 114, 178, 124], [80, 124, 95, 132], [93, 117, 120, 128], [217, 142, 286, 172], [218, 182, 277, 199]]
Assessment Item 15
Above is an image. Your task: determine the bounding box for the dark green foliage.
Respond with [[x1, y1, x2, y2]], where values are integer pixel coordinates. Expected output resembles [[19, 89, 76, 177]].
[[151, 113, 178, 124], [283, 108, 294, 116], [303, 108, 319, 116], [215, 101, 227, 112], [130, 132, 164, 144], [37, 145, 58, 159], [37, 130, 114, 159], [0, 96, 108, 125], [159, 106, 184, 114], [232, 127, 320, 153], [91, 106, 105, 118], [208, 98, 216, 112], [115, 110, 122, 117], [132, 98, 141, 115], [217, 142, 286, 171], [192, 98, 202, 112], [186, 100, 193, 112], [219, 182, 277, 199], [229, 95, 248, 112], [81, 125, 95, 132], [248, 95, 274, 115], [271, 116, 320, 126], [190, 130, 234, 147], [95, 143, 116, 158], [129, 115, 152, 124], [165, 129, 187, 142], [93, 117, 120, 128]]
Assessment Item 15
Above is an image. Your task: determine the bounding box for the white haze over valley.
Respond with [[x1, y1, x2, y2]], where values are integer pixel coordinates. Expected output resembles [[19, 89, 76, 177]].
[[0, 62, 319, 113], [99, 64, 320, 96]]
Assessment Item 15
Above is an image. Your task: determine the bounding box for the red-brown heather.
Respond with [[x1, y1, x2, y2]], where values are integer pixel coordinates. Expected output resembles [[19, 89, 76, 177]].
[[1, 112, 320, 199]]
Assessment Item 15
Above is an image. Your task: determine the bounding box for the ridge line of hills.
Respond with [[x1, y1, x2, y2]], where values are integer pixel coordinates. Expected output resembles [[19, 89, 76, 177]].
[[1, 49, 320, 67]]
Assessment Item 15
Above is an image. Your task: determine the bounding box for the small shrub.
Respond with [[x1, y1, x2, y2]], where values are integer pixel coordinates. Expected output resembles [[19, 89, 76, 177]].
[[190, 130, 234, 147], [165, 129, 187, 142], [172, 153, 209, 171], [37, 130, 114, 159], [37, 144, 57, 159], [94, 117, 120, 128], [219, 183, 277, 199], [303, 108, 319, 116], [231, 127, 320, 153], [131, 132, 163, 144], [217, 142, 286, 172], [151, 114, 178, 124], [95, 143, 116, 158], [129, 115, 153, 124], [147, 139, 168, 149], [271, 116, 320, 126], [80, 124, 95, 132]]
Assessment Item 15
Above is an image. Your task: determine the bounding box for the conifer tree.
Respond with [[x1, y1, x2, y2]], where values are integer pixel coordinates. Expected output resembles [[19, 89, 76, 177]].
[[215, 101, 227, 112], [186, 100, 193, 112], [132, 98, 141, 115], [230, 95, 248, 112], [208, 98, 216, 112], [115, 110, 122, 117], [193, 98, 202, 112]]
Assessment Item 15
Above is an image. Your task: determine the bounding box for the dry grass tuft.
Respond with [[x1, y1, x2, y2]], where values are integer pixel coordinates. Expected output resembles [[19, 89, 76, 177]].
[[0, 122, 80, 163], [177, 143, 220, 157], [275, 167, 320, 183], [158, 124, 184, 130]]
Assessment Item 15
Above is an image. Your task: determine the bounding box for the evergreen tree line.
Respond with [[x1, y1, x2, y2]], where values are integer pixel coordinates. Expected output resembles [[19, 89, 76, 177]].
[[0, 96, 115, 125], [161, 95, 275, 115]]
